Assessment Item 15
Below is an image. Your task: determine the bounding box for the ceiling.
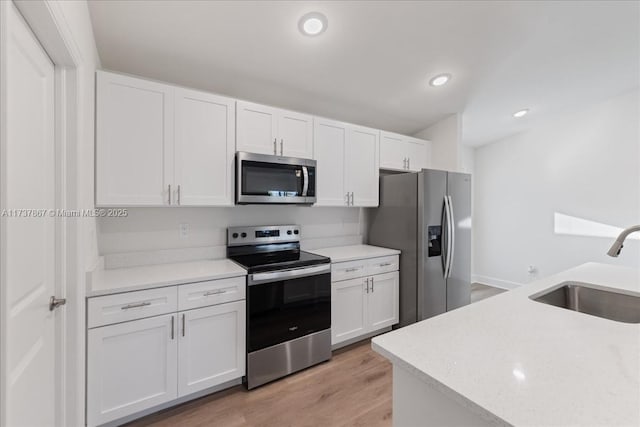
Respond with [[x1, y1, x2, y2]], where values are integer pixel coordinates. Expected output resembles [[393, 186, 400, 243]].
[[88, 1, 639, 146]]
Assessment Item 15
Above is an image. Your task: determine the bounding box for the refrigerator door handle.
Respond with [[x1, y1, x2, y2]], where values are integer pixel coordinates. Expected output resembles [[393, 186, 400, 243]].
[[446, 195, 455, 279], [441, 196, 449, 278]]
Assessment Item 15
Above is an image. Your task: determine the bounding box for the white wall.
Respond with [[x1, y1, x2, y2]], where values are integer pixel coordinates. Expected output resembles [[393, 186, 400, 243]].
[[473, 90, 640, 288], [414, 114, 466, 172], [98, 206, 365, 267]]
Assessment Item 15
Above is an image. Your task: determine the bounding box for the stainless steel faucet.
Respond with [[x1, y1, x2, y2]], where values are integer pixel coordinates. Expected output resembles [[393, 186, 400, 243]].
[[607, 225, 640, 257]]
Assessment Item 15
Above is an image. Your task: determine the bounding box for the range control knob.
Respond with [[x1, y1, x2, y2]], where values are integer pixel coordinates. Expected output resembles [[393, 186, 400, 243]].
[[294, 230, 299, 235], [241, 232, 247, 238], [287, 230, 292, 235], [232, 233, 239, 239]]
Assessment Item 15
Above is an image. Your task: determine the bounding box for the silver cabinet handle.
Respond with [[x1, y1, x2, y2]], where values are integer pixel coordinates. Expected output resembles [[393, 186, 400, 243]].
[[365, 277, 370, 293], [408, 158, 411, 170], [345, 267, 360, 272], [379, 262, 393, 267], [171, 315, 175, 340], [177, 185, 181, 205], [203, 289, 226, 297], [49, 296, 66, 311], [121, 301, 151, 310], [350, 192, 354, 206], [403, 158, 407, 169], [182, 313, 186, 337], [280, 139, 284, 156], [345, 193, 350, 205], [371, 276, 374, 292], [273, 138, 277, 154], [168, 184, 172, 205]]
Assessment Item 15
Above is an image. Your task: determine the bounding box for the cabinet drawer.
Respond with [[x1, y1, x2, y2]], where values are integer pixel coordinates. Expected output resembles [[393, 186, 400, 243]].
[[331, 260, 367, 282], [367, 255, 399, 276], [88, 287, 178, 328], [178, 276, 246, 311]]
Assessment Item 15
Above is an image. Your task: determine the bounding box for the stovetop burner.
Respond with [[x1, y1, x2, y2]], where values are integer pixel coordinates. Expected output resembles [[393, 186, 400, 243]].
[[226, 225, 330, 274]]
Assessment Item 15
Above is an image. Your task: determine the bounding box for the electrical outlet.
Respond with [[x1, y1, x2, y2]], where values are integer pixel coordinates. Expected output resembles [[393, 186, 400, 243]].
[[179, 223, 189, 238]]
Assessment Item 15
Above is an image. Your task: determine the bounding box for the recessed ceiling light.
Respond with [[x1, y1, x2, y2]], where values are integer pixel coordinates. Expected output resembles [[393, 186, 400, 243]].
[[513, 109, 529, 118], [429, 74, 451, 87], [299, 12, 328, 36]]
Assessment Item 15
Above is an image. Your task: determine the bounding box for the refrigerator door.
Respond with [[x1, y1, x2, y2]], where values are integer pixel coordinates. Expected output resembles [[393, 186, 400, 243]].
[[446, 172, 472, 310], [367, 173, 418, 327], [419, 170, 448, 320]]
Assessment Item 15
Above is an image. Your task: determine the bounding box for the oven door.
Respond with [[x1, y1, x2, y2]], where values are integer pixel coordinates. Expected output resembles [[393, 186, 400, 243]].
[[247, 264, 330, 353], [236, 152, 316, 204]]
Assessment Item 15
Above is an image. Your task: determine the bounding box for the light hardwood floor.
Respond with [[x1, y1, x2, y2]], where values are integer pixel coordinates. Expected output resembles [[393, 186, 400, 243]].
[[125, 340, 392, 427]]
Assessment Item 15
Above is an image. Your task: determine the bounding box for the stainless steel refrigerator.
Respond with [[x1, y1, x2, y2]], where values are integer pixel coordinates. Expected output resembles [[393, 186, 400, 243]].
[[367, 169, 471, 327]]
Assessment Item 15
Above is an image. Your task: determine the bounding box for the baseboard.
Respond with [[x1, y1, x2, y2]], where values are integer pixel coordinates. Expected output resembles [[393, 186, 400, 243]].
[[472, 274, 523, 290]]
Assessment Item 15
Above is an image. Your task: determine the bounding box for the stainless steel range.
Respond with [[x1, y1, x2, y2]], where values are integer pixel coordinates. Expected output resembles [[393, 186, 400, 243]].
[[227, 225, 331, 389]]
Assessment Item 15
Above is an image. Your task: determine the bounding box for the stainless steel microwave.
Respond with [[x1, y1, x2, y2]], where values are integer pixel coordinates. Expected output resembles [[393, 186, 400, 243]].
[[236, 152, 317, 205]]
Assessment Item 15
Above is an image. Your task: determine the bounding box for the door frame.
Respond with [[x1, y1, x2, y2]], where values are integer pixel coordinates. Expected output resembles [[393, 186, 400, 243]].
[[0, 1, 83, 425]]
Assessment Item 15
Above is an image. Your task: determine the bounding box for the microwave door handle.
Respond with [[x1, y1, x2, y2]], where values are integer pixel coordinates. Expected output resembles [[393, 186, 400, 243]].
[[302, 166, 309, 197]]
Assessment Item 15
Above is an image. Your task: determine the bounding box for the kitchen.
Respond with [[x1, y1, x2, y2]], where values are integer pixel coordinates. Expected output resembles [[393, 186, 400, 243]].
[[0, 1, 638, 427]]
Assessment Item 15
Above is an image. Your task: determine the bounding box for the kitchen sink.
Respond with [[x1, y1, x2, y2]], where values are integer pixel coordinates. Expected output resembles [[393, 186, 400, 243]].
[[530, 282, 640, 324]]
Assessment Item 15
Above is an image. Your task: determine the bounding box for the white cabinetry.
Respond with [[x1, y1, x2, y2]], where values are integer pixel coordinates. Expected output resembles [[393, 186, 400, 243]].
[[331, 256, 399, 347], [87, 278, 246, 426], [96, 71, 235, 206], [313, 118, 379, 207], [236, 101, 313, 158], [87, 314, 178, 426], [178, 301, 245, 397], [380, 131, 430, 172]]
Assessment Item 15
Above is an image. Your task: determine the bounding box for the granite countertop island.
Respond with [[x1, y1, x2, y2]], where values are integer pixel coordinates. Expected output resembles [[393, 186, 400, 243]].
[[372, 262, 640, 426]]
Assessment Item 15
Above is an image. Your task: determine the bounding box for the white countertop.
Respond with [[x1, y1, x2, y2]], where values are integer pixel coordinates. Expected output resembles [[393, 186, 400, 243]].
[[309, 244, 400, 263], [372, 262, 640, 426], [87, 259, 247, 297]]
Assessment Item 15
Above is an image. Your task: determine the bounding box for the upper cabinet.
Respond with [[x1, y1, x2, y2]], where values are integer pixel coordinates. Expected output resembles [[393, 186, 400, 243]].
[[380, 131, 430, 172], [236, 101, 313, 158], [313, 118, 379, 207], [96, 71, 235, 207]]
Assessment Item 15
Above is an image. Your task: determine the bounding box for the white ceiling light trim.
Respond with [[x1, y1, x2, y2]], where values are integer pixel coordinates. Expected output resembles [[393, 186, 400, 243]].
[[299, 12, 328, 36], [429, 73, 451, 87], [512, 109, 529, 118]]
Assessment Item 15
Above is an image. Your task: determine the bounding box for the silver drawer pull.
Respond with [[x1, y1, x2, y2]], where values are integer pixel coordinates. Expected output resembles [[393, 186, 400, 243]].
[[203, 290, 226, 297], [121, 302, 151, 310], [345, 267, 361, 272], [379, 262, 393, 267]]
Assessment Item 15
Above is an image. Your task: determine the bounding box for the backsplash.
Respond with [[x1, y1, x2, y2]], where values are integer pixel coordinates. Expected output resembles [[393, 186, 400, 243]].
[[98, 206, 366, 268]]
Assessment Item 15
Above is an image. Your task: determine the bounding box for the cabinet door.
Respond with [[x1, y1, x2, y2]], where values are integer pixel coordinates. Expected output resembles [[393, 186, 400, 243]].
[[380, 131, 408, 171], [174, 88, 235, 206], [87, 314, 178, 426], [406, 137, 428, 172], [331, 277, 367, 345], [313, 118, 347, 206], [368, 272, 399, 331], [178, 301, 246, 396], [236, 101, 277, 155], [345, 125, 379, 207], [96, 71, 173, 206], [278, 109, 313, 158]]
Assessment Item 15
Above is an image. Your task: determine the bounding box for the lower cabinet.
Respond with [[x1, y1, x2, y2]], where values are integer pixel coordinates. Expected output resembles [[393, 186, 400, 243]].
[[332, 270, 399, 346], [178, 301, 245, 396], [87, 290, 245, 426]]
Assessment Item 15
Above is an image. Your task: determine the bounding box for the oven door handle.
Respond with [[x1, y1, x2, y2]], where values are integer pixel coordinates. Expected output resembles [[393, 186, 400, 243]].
[[248, 264, 331, 285], [301, 166, 309, 197]]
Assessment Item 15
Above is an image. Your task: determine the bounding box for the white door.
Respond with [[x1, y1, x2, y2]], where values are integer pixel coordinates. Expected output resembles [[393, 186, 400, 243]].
[[380, 131, 407, 171], [278, 109, 313, 158], [96, 71, 174, 206], [174, 88, 235, 206], [313, 118, 347, 206], [1, 3, 59, 426], [87, 314, 178, 426], [178, 301, 245, 396], [406, 137, 428, 172], [236, 101, 278, 155], [331, 278, 368, 345], [345, 125, 379, 207], [368, 272, 400, 331]]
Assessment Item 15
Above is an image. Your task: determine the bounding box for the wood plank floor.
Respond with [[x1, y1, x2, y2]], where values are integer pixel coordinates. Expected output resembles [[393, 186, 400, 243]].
[[125, 340, 392, 427]]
